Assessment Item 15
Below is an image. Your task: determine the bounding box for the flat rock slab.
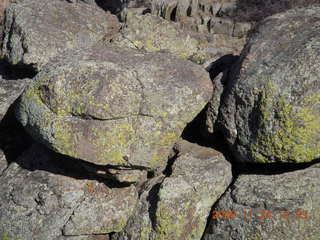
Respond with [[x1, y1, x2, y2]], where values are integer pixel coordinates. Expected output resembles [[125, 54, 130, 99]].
[[16, 44, 212, 169], [113, 139, 232, 240], [0, 144, 138, 240], [218, 6, 320, 163], [2, 0, 120, 70], [0, 78, 30, 122], [203, 163, 320, 240]]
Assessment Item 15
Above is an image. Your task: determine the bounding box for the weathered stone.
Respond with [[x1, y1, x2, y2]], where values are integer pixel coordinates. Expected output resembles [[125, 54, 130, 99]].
[[154, 139, 232, 240], [113, 139, 232, 240], [217, 6, 320, 163], [0, 144, 138, 240], [151, 0, 237, 21], [0, 149, 7, 175], [115, 13, 201, 61], [205, 54, 239, 135], [111, 175, 165, 240], [56, 235, 110, 240], [2, 0, 120, 70], [16, 44, 212, 169], [203, 163, 320, 240], [0, 78, 30, 122], [115, 12, 247, 64]]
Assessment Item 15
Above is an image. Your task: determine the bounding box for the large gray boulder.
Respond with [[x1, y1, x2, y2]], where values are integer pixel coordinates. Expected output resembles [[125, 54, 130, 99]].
[[217, 6, 320, 163], [0, 144, 137, 240], [16, 45, 212, 169], [113, 139, 232, 240], [0, 78, 30, 121], [2, 0, 120, 70], [203, 163, 320, 240]]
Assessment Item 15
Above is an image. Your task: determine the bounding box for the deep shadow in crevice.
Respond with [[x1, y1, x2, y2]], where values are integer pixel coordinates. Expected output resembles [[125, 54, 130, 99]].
[[0, 59, 37, 80], [170, 6, 177, 21], [147, 181, 163, 230], [95, 0, 123, 14], [0, 100, 34, 164], [15, 143, 133, 189]]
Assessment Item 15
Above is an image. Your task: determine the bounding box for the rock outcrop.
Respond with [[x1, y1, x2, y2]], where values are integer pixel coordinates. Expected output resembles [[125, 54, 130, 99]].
[[116, 11, 248, 64], [113, 139, 232, 240], [203, 163, 320, 240], [216, 6, 320, 163], [0, 144, 138, 240], [0, 78, 30, 121], [16, 44, 212, 169], [2, 0, 120, 70]]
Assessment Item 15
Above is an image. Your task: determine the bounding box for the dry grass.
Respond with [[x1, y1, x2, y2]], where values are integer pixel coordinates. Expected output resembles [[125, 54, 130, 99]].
[[232, 0, 320, 22]]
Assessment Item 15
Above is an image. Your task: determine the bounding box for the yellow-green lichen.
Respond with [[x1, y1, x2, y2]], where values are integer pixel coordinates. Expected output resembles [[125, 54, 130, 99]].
[[0, 233, 21, 240], [251, 82, 320, 163], [91, 122, 136, 165]]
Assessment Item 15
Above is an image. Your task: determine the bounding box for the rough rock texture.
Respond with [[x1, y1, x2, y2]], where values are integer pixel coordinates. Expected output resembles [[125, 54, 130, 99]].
[[217, 6, 320, 163], [111, 175, 165, 240], [2, 0, 120, 70], [205, 54, 239, 135], [151, 0, 251, 37], [112, 139, 232, 240], [115, 13, 203, 62], [154, 140, 232, 240], [115, 12, 247, 64], [0, 144, 138, 240], [152, 0, 236, 23], [203, 163, 320, 240], [0, 149, 7, 175], [16, 44, 212, 169], [0, 78, 30, 121]]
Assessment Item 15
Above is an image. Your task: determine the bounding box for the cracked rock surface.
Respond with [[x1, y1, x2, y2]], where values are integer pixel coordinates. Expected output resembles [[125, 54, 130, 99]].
[[2, 0, 120, 70], [0, 78, 30, 121], [0, 144, 137, 240], [112, 139, 232, 240], [203, 163, 320, 240], [16, 44, 212, 169]]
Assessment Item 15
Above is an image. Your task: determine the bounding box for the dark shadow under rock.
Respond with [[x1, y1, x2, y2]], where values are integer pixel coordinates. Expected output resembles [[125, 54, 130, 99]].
[[0, 59, 37, 80]]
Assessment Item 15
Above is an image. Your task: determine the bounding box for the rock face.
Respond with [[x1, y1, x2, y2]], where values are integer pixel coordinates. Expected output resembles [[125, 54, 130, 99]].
[[203, 164, 320, 240], [16, 44, 212, 169], [113, 139, 232, 240], [116, 11, 248, 64], [2, 0, 120, 70], [0, 144, 137, 240], [217, 6, 320, 163], [116, 13, 203, 62], [151, 0, 236, 23], [0, 78, 30, 121]]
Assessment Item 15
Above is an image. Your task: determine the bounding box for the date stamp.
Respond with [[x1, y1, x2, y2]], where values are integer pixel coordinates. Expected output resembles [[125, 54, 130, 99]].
[[212, 209, 310, 221]]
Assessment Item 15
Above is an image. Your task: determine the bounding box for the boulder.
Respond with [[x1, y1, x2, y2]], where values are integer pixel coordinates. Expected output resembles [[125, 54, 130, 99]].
[[115, 12, 247, 64], [0, 144, 138, 240], [16, 44, 212, 169], [0, 78, 31, 122], [2, 0, 120, 70], [112, 139, 232, 240], [217, 6, 320, 163], [202, 163, 320, 240], [154, 140, 232, 240]]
